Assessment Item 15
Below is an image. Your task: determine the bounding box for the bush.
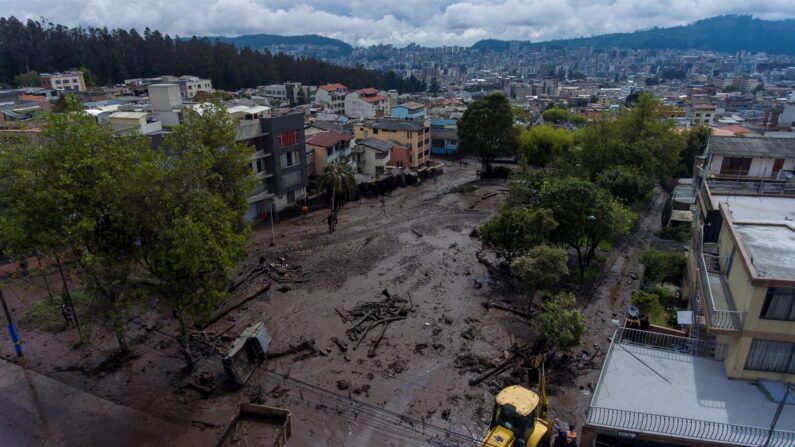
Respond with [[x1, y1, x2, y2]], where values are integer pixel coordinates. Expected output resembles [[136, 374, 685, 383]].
[[538, 292, 586, 351], [641, 248, 686, 285], [657, 225, 692, 242], [596, 165, 654, 204], [631, 290, 667, 326], [482, 165, 512, 179]]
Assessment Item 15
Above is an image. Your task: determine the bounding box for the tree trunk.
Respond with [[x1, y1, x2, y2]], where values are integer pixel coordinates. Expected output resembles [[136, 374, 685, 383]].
[[575, 246, 585, 280], [112, 317, 129, 354], [36, 254, 54, 304], [55, 254, 83, 341], [176, 302, 194, 371]]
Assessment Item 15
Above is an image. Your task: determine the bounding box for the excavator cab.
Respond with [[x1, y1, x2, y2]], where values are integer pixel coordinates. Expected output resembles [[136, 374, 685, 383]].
[[481, 358, 552, 447]]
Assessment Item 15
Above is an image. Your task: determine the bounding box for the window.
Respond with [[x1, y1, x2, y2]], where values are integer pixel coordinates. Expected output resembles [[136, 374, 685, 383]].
[[277, 130, 298, 147], [760, 288, 795, 321], [720, 157, 752, 176], [282, 170, 302, 188], [280, 150, 299, 169], [373, 129, 379, 134], [745, 339, 795, 374]]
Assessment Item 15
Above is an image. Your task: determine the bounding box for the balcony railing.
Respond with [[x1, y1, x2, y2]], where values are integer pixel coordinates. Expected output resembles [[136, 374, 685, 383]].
[[695, 227, 745, 332], [706, 178, 795, 196], [616, 328, 726, 359], [587, 406, 795, 447]]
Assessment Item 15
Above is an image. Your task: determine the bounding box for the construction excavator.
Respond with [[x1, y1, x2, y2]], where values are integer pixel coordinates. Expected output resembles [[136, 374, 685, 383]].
[[480, 355, 553, 447]]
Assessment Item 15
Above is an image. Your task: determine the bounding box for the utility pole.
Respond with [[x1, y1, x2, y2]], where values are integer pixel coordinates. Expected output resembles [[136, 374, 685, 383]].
[[0, 287, 23, 356]]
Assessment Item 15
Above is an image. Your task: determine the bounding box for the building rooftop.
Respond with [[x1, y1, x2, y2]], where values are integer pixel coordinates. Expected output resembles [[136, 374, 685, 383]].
[[305, 131, 352, 148], [734, 224, 795, 279], [357, 138, 393, 153], [395, 101, 426, 111], [707, 136, 795, 158], [368, 119, 423, 132], [319, 83, 348, 92], [589, 331, 795, 447]]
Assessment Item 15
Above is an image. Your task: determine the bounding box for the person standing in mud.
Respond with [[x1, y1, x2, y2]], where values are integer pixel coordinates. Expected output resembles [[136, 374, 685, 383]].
[[61, 304, 75, 328], [327, 213, 334, 234]]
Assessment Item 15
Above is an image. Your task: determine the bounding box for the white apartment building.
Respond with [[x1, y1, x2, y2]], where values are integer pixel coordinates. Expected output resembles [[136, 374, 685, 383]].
[[177, 76, 213, 99], [344, 88, 391, 119], [314, 83, 348, 115], [40, 71, 86, 92]]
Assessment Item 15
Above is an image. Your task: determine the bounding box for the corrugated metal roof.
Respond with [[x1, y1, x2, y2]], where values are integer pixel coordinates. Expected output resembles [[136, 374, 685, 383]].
[[357, 138, 393, 153], [707, 136, 795, 158], [305, 131, 352, 148]]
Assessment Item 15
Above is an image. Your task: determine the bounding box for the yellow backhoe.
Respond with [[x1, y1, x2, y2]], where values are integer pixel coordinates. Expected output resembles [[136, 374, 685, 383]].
[[480, 356, 553, 447]]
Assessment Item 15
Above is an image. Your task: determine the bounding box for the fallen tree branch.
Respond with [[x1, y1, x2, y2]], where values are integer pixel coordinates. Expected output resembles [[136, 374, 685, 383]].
[[411, 229, 424, 237], [367, 322, 390, 358], [469, 354, 518, 386], [331, 337, 348, 353], [481, 302, 535, 320], [197, 282, 271, 329]]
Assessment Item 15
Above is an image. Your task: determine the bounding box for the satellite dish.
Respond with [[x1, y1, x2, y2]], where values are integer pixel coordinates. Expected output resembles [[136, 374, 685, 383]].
[[627, 305, 640, 318]]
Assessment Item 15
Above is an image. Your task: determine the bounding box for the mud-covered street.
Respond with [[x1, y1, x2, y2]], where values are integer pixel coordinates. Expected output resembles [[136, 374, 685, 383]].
[[0, 161, 669, 446]]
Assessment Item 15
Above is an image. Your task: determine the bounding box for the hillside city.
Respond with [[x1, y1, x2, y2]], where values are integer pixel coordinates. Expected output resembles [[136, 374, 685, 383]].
[[1, 11, 795, 447]]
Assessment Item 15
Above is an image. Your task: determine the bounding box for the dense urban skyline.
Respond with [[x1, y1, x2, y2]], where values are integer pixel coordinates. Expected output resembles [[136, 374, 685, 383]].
[[4, 0, 795, 47]]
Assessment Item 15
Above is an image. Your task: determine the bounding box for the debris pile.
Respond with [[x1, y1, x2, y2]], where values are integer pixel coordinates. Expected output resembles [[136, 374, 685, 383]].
[[335, 289, 413, 357]]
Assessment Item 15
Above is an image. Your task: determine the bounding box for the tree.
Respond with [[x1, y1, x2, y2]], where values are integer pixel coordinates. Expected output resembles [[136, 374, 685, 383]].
[[518, 125, 573, 167], [14, 70, 39, 87], [0, 97, 158, 353], [317, 163, 357, 231], [675, 125, 710, 178], [640, 248, 686, 285], [457, 93, 516, 175], [538, 177, 634, 278], [596, 165, 654, 204], [512, 105, 529, 123], [79, 66, 97, 87], [512, 245, 568, 301], [541, 107, 569, 124], [506, 164, 548, 208], [140, 104, 252, 368], [479, 207, 557, 262], [429, 78, 440, 96], [538, 292, 586, 352], [296, 87, 307, 105]]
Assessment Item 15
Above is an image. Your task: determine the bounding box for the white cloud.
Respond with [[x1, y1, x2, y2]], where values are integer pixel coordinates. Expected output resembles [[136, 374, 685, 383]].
[[2, 0, 795, 47]]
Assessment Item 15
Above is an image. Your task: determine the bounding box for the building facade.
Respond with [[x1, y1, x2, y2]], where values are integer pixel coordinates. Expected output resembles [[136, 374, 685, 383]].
[[353, 118, 431, 169], [40, 71, 86, 92], [314, 83, 348, 115], [344, 88, 390, 119]]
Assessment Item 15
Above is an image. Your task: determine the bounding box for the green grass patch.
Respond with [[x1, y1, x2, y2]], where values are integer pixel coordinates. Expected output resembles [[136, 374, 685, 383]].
[[597, 240, 613, 251], [21, 291, 92, 332], [581, 265, 600, 283]]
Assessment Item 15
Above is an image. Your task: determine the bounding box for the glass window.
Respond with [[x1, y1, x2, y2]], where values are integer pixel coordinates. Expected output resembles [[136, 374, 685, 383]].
[[282, 170, 302, 188], [760, 288, 795, 321], [745, 339, 795, 374], [720, 157, 752, 176], [280, 151, 299, 169]]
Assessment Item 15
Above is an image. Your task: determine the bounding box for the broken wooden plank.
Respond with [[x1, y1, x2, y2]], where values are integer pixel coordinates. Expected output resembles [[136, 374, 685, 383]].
[[347, 310, 374, 333], [367, 322, 390, 358], [481, 302, 535, 320], [331, 337, 348, 353], [411, 229, 423, 237], [197, 282, 271, 329], [468, 355, 518, 386]]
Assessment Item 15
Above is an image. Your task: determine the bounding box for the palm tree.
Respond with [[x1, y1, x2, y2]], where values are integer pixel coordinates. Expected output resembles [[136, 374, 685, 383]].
[[317, 163, 357, 232]]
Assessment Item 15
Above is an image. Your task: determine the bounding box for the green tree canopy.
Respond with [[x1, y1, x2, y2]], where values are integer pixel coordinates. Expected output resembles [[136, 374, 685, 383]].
[[518, 125, 574, 167], [596, 165, 654, 204], [538, 292, 586, 352], [538, 177, 634, 277], [14, 70, 40, 87], [457, 93, 516, 175], [542, 106, 569, 124], [479, 207, 557, 262], [512, 245, 569, 293]]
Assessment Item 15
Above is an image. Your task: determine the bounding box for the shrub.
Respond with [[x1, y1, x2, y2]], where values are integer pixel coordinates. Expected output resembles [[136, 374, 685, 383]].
[[479, 207, 557, 261], [512, 245, 569, 291], [641, 248, 686, 285], [596, 165, 654, 204], [538, 292, 586, 351]]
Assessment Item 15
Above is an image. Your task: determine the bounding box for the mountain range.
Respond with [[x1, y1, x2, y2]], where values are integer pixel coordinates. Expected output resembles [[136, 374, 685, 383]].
[[471, 15, 795, 55], [198, 34, 353, 59]]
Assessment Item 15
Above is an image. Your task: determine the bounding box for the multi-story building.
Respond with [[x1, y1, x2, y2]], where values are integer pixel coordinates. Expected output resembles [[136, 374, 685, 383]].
[[314, 83, 348, 115], [40, 71, 86, 92], [391, 102, 427, 121], [583, 136, 795, 447], [353, 117, 431, 169], [344, 88, 390, 119], [176, 76, 213, 100], [352, 138, 393, 177], [430, 118, 459, 155], [260, 82, 316, 106], [304, 131, 354, 176], [702, 137, 795, 179], [692, 104, 716, 126]]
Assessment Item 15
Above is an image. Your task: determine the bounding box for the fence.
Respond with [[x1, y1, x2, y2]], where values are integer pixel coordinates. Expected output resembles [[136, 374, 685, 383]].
[[695, 227, 745, 332], [615, 327, 727, 359]]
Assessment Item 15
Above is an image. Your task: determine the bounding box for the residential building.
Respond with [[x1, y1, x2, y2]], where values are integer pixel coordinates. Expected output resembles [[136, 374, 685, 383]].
[[304, 131, 354, 176], [353, 118, 431, 169], [353, 138, 392, 177], [430, 118, 459, 155], [390, 101, 426, 121], [108, 111, 162, 134], [583, 137, 795, 447], [314, 83, 348, 115], [703, 137, 795, 179], [260, 82, 316, 106], [692, 104, 716, 126], [344, 88, 390, 119], [148, 84, 183, 127], [176, 76, 213, 100], [40, 71, 86, 92], [254, 112, 309, 214]]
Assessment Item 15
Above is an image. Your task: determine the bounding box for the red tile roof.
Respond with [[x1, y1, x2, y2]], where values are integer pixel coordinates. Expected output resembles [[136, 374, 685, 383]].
[[319, 83, 348, 92], [717, 124, 750, 135], [305, 131, 353, 148]]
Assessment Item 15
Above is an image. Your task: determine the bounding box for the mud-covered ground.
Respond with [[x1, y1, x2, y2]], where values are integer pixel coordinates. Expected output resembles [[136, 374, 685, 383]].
[[0, 161, 670, 446]]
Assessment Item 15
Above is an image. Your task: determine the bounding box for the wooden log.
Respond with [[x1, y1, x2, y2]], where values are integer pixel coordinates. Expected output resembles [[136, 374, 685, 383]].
[[334, 308, 348, 322], [197, 282, 271, 329], [411, 229, 423, 237], [367, 322, 389, 358], [347, 310, 374, 333], [468, 354, 518, 386], [331, 337, 348, 353], [481, 302, 535, 320], [267, 340, 315, 359]]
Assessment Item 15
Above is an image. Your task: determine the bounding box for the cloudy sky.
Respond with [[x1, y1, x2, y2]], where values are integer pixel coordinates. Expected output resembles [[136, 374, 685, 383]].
[[3, 0, 795, 47]]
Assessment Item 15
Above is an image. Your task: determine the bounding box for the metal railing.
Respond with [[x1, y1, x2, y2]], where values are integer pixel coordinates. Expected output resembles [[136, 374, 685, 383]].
[[706, 178, 795, 196], [615, 328, 727, 359], [695, 227, 745, 332], [587, 406, 795, 447]]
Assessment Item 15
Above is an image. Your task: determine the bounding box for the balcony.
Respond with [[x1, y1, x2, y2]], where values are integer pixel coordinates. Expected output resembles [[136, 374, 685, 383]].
[[586, 328, 795, 447], [695, 228, 745, 333], [255, 169, 273, 180]]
